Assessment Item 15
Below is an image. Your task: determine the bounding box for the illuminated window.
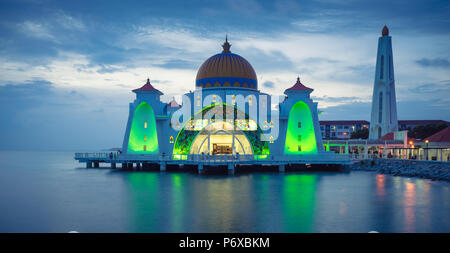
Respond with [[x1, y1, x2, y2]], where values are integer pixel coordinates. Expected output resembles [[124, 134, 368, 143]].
[[298, 122, 302, 128], [144, 122, 148, 128], [169, 136, 174, 144], [197, 96, 200, 106], [212, 95, 217, 103], [270, 136, 274, 143], [249, 96, 252, 106], [232, 94, 236, 105], [144, 135, 147, 141]]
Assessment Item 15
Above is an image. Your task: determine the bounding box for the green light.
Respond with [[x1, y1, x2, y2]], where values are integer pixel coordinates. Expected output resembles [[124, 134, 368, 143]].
[[173, 103, 269, 157], [283, 174, 317, 232], [127, 102, 159, 154], [284, 101, 317, 154]]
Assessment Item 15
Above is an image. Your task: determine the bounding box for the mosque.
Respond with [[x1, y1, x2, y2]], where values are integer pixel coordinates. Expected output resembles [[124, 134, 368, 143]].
[[120, 37, 340, 164]]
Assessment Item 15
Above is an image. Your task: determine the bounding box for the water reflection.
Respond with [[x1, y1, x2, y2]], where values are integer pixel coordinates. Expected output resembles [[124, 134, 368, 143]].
[[403, 181, 416, 232], [117, 171, 450, 233], [376, 174, 386, 197], [282, 175, 317, 232], [1, 151, 448, 232]]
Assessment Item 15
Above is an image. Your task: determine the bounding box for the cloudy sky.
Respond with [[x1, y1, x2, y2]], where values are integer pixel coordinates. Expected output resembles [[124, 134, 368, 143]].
[[0, 0, 449, 150]]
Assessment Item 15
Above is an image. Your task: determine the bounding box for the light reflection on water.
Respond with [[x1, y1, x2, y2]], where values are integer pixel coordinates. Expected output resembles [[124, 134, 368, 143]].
[[0, 151, 449, 232]]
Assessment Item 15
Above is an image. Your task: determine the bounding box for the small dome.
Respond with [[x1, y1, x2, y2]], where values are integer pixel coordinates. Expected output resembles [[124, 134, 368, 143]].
[[196, 38, 257, 89], [382, 25, 389, 36]]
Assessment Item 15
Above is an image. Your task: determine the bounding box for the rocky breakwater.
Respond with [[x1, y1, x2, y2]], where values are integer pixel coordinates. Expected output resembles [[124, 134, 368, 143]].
[[350, 159, 450, 182]]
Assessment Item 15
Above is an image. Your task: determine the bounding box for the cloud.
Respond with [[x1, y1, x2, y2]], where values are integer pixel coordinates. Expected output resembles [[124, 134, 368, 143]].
[[0, 80, 130, 150], [410, 80, 450, 94], [263, 81, 274, 88], [416, 58, 450, 68], [0, 1, 449, 150], [17, 21, 55, 40]]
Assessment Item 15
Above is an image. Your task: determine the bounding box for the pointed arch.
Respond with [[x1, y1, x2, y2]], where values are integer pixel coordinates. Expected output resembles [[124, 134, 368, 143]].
[[284, 101, 318, 154], [127, 102, 159, 154]]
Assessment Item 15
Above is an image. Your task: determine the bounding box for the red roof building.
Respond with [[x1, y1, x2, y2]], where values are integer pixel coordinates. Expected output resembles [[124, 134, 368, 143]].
[[132, 78, 163, 94], [284, 77, 313, 93], [167, 97, 180, 107], [425, 126, 450, 143]]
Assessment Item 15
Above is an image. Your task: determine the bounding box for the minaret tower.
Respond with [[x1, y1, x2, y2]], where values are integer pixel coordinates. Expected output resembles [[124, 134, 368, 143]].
[[369, 25, 398, 139]]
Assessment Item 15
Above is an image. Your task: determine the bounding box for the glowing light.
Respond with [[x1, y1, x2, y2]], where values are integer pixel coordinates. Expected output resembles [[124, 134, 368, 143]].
[[284, 101, 318, 154], [127, 102, 159, 154], [425, 140, 429, 143]]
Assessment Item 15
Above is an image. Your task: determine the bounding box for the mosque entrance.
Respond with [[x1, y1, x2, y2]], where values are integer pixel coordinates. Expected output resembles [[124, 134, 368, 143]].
[[189, 121, 253, 156]]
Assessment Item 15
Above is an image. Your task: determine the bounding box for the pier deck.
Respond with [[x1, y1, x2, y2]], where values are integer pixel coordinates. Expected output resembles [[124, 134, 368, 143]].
[[74, 152, 350, 174]]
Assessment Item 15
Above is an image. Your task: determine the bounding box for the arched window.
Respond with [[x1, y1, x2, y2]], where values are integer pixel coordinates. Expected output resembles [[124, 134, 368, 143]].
[[378, 92, 383, 123], [389, 56, 392, 80], [380, 55, 384, 79]]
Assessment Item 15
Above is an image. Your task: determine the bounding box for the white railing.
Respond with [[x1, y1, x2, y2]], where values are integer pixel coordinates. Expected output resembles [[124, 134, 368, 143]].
[[75, 152, 110, 159], [75, 152, 350, 163]]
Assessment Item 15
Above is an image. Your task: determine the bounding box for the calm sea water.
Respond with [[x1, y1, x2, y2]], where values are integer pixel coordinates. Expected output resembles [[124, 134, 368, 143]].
[[0, 150, 449, 233]]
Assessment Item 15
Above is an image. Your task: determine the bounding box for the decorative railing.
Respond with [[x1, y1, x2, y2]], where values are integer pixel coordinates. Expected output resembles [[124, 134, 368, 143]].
[[75, 152, 350, 162]]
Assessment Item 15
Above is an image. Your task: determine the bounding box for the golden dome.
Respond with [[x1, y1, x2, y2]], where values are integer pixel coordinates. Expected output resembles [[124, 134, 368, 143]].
[[196, 38, 257, 89]]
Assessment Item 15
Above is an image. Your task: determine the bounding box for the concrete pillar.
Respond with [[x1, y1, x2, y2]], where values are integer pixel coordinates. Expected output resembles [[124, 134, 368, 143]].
[[160, 162, 166, 172], [86, 162, 92, 168], [122, 163, 127, 169], [94, 161, 99, 168], [198, 164, 204, 174], [345, 141, 349, 154], [279, 164, 285, 173], [128, 163, 133, 169], [111, 163, 116, 169], [227, 163, 235, 175], [136, 163, 141, 170], [364, 141, 368, 159]]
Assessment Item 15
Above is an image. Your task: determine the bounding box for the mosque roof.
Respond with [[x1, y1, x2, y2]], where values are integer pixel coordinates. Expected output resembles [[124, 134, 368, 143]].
[[167, 97, 180, 107], [424, 126, 450, 143], [133, 78, 162, 94], [284, 77, 313, 93], [195, 37, 258, 89]]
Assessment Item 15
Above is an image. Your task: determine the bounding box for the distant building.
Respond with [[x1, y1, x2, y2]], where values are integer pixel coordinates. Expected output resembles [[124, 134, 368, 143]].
[[369, 25, 398, 139], [398, 120, 449, 131], [319, 120, 369, 140], [320, 119, 449, 140]]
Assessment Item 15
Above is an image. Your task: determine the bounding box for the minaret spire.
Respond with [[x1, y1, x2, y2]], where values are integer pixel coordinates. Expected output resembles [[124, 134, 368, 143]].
[[222, 35, 231, 53], [369, 26, 398, 139]]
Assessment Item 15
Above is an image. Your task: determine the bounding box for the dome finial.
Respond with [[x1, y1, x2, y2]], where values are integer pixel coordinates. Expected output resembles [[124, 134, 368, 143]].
[[297, 76, 300, 83], [382, 25, 389, 36], [222, 35, 231, 53], [146, 77, 150, 84]]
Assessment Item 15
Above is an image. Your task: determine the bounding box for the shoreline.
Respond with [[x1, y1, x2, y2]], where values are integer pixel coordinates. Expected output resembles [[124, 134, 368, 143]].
[[349, 159, 450, 182]]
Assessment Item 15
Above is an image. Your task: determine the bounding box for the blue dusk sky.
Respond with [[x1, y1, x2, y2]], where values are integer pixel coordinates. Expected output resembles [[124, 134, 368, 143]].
[[0, 0, 449, 150]]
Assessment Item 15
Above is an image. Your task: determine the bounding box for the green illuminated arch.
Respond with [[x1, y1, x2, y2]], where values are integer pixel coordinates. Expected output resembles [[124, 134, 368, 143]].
[[127, 102, 159, 154], [284, 101, 317, 154], [172, 103, 269, 159]]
